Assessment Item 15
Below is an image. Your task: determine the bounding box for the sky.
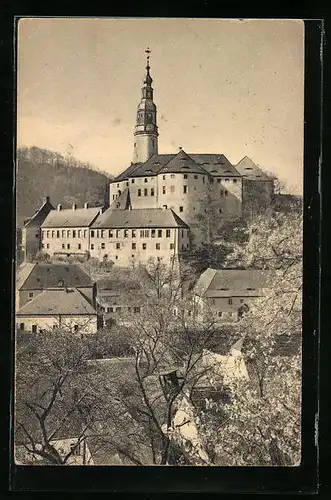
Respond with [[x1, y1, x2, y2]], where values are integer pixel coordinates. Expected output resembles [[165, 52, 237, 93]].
[[17, 18, 304, 193]]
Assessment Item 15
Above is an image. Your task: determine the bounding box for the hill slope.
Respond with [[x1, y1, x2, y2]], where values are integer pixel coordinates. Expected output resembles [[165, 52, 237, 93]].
[[16, 147, 113, 227]]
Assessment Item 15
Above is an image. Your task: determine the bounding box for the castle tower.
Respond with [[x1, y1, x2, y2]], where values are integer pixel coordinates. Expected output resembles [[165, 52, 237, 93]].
[[132, 48, 158, 164]]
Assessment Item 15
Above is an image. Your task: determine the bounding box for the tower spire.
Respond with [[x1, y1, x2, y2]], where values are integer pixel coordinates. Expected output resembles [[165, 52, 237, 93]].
[[132, 48, 158, 164]]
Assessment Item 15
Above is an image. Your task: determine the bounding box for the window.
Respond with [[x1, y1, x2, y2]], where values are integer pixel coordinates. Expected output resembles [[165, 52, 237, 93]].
[[31, 324, 38, 334], [91, 230, 95, 238], [144, 230, 149, 238], [151, 188, 155, 196], [179, 206, 183, 212], [158, 229, 162, 237], [162, 186, 166, 195], [194, 175, 198, 179], [183, 185, 187, 194], [74, 324, 79, 332], [115, 255, 118, 260], [124, 229, 129, 238], [116, 243, 120, 249], [78, 243, 82, 250], [218, 312, 223, 317], [29, 292, 33, 299], [100, 230, 105, 238], [233, 179, 237, 183], [144, 188, 148, 196], [225, 191, 228, 196], [117, 183, 119, 188], [184, 174, 188, 179], [51, 230, 55, 238], [228, 298, 233, 305], [126, 182, 129, 187], [163, 175, 166, 180], [181, 230, 184, 237], [170, 243, 175, 250], [138, 189, 142, 197], [109, 230, 113, 238], [140, 230, 144, 238], [91, 244, 94, 250], [41, 231, 45, 239], [132, 243, 136, 250], [240, 298, 244, 303], [84, 230, 87, 238], [46, 243, 50, 249], [41, 243, 44, 249], [134, 306, 141, 313], [116, 230, 120, 238], [142, 243, 147, 250], [72, 230, 76, 238], [67, 244, 70, 249], [20, 323, 24, 330], [144, 178, 148, 183], [187, 243, 189, 248], [166, 229, 171, 238], [132, 230, 136, 238], [151, 229, 156, 238], [217, 179, 221, 183], [219, 208, 222, 214], [62, 243, 65, 249], [101, 242, 105, 249], [170, 185, 175, 193], [171, 174, 175, 178], [108, 307, 114, 313], [46, 230, 50, 238], [156, 243, 160, 250], [203, 176, 205, 183]]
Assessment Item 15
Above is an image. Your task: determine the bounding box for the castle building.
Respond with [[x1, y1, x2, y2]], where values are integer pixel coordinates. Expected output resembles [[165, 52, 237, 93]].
[[108, 50, 274, 240]]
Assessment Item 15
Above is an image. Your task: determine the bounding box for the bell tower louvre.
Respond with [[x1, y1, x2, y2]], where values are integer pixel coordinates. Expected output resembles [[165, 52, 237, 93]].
[[132, 48, 159, 164]]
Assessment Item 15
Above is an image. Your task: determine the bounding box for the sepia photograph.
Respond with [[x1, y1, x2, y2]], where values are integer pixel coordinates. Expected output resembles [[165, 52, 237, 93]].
[[15, 17, 304, 467]]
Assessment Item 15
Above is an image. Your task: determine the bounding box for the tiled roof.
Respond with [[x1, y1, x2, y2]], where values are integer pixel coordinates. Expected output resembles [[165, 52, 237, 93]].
[[190, 154, 241, 177], [16, 288, 97, 315], [24, 199, 55, 228], [41, 207, 102, 228], [92, 208, 189, 229], [235, 156, 271, 180], [19, 263, 92, 290], [158, 150, 207, 175], [111, 151, 242, 182], [194, 268, 273, 297], [109, 188, 131, 210], [16, 263, 35, 290]]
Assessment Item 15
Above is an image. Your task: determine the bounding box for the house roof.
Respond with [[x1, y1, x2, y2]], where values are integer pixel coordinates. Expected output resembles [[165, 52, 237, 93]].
[[16, 288, 97, 316], [111, 150, 240, 182], [16, 263, 35, 291], [92, 208, 189, 229], [41, 206, 102, 228], [194, 268, 273, 298], [18, 263, 93, 290], [23, 198, 55, 228], [189, 154, 241, 177], [235, 156, 271, 181], [109, 187, 132, 210]]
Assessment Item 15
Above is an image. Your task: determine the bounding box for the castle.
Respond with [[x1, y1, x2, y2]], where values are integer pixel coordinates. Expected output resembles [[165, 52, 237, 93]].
[[22, 49, 274, 267]]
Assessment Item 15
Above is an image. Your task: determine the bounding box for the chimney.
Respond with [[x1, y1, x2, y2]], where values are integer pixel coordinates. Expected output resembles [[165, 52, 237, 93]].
[[72, 203, 77, 210], [99, 207, 104, 215], [57, 204, 62, 211], [84, 202, 89, 209], [43, 196, 50, 204]]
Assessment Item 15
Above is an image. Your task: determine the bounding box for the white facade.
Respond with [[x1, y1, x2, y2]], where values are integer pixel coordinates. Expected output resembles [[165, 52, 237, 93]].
[[41, 226, 91, 257]]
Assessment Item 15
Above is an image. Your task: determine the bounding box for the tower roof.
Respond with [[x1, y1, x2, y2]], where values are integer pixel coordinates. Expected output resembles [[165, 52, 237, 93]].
[[158, 149, 207, 175]]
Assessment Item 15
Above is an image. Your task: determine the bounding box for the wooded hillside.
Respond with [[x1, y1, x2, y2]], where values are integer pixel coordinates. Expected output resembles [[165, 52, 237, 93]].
[[16, 146, 113, 227]]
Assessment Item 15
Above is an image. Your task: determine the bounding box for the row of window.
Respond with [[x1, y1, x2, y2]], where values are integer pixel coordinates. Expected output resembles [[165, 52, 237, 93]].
[[101, 305, 141, 313], [19, 323, 81, 333], [116, 174, 204, 188], [211, 298, 245, 305], [42, 229, 180, 239]]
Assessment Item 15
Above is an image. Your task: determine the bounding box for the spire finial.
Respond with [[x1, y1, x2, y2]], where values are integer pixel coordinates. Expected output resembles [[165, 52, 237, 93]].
[[143, 47, 152, 86], [145, 47, 151, 67]]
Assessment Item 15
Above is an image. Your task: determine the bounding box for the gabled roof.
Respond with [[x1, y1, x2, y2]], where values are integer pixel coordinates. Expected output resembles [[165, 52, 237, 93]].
[[16, 263, 35, 291], [16, 288, 97, 316], [23, 198, 55, 228], [109, 187, 132, 210], [18, 263, 93, 290], [194, 268, 273, 298], [190, 154, 241, 177], [92, 208, 189, 229], [41, 206, 102, 228], [235, 156, 271, 180], [158, 149, 207, 175]]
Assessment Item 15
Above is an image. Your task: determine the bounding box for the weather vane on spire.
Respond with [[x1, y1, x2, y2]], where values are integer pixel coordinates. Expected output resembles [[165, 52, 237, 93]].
[[145, 47, 151, 67]]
